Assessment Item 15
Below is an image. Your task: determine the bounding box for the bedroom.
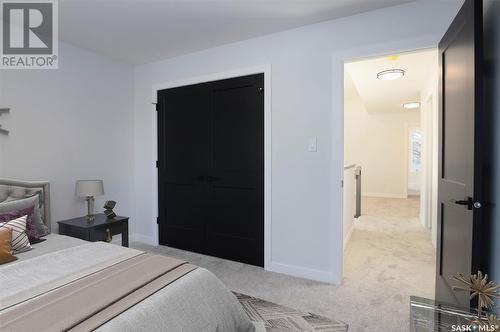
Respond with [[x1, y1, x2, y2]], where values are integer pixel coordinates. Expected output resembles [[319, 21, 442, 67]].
[[1, 0, 499, 331]]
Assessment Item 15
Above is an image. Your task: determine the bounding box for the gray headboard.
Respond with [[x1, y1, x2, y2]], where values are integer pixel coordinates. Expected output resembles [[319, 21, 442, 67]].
[[0, 178, 51, 233]]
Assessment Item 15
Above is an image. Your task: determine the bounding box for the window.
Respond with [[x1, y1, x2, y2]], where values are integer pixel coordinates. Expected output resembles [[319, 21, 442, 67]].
[[409, 130, 422, 172]]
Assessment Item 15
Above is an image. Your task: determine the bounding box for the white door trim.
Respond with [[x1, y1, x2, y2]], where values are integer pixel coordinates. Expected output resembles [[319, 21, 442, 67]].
[[333, 34, 442, 284], [151, 65, 273, 270], [424, 95, 435, 230]]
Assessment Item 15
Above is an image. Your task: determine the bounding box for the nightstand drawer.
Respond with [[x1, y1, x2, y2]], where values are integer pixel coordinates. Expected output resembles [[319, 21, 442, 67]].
[[59, 224, 89, 240], [89, 223, 124, 241]]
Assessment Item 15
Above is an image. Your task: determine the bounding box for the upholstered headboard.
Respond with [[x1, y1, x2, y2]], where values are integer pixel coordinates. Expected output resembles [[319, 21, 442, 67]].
[[0, 178, 51, 233]]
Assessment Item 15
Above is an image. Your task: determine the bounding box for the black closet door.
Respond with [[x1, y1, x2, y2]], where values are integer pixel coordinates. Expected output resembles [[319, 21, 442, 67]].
[[157, 83, 211, 253], [207, 75, 264, 267], [157, 74, 264, 267]]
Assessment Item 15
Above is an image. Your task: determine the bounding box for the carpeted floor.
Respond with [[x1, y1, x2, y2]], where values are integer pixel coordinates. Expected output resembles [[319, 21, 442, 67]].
[[132, 196, 435, 332], [342, 196, 435, 331]]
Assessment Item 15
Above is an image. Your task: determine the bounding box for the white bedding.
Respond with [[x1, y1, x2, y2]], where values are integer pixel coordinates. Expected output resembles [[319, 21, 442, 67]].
[[1, 236, 260, 332], [14, 233, 89, 260], [0, 242, 142, 310]]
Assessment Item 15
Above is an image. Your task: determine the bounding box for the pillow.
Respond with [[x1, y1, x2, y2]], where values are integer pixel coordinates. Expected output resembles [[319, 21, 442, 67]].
[[0, 227, 17, 264], [0, 206, 42, 244], [0, 215, 32, 253], [0, 195, 49, 237]]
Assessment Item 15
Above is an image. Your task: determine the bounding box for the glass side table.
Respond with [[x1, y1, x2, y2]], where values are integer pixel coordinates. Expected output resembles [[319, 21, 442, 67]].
[[410, 296, 482, 332]]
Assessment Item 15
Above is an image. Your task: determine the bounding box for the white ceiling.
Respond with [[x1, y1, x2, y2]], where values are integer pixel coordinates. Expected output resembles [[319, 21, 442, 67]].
[[345, 49, 438, 114], [59, 0, 414, 65]]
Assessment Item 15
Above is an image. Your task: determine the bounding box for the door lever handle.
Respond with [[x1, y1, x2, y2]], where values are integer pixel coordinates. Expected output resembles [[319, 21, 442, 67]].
[[454, 197, 473, 210]]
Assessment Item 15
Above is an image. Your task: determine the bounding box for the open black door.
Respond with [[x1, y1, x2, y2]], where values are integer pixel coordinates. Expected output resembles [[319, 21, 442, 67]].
[[435, 0, 484, 308]]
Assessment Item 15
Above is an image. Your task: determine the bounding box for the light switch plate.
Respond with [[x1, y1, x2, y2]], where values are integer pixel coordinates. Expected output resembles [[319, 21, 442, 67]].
[[308, 137, 318, 152]]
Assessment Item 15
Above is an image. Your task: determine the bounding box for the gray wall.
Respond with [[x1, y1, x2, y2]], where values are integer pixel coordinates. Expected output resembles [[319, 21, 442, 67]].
[[0, 43, 135, 231], [483, 0, 500, 304]]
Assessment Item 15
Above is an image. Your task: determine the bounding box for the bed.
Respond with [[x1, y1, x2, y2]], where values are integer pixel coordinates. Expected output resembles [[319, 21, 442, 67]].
[[0, 179, 261, 332]]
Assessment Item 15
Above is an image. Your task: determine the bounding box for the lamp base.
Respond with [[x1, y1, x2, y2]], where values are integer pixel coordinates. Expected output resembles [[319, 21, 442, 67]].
[[85, 196, 95, 222]]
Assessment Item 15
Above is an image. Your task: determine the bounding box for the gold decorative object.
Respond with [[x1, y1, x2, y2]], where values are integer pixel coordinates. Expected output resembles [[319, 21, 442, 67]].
[[105, 229, 112, 243], [487, 314, 500, 331], [452, 271, 500, 329]]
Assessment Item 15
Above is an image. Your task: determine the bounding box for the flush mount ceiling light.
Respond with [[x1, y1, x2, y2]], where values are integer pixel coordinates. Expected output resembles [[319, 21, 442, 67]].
[[377, 69, 405, 81], [403, 102, 421, 110]]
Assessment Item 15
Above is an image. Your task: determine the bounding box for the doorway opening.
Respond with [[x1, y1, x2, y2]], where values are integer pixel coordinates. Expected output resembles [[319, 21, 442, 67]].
[[342, 49, 439, 302]]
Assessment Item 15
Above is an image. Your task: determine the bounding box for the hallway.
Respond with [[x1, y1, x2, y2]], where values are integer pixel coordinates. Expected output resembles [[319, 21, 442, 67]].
[[343, 196, 436, 329]]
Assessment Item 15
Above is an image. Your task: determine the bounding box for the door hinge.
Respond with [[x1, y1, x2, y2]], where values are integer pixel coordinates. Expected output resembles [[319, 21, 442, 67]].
[[152, 102, 159, 111], [156, 217, 160, 224], [156, 160, 159, 168]]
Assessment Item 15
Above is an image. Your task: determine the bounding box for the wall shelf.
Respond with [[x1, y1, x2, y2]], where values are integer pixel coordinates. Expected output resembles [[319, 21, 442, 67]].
[[0, 108, 10, 134]]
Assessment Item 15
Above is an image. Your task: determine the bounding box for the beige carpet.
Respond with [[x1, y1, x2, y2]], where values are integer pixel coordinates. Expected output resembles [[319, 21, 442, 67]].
[[132, 196, 435, 332], [342, 196, 436, 331]]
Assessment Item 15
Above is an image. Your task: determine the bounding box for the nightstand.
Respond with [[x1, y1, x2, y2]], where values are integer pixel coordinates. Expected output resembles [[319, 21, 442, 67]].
[[57, 214, 129, 247]]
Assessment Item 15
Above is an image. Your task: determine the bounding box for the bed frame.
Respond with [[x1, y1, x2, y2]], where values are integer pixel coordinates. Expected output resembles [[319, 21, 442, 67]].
[[0, 178, 51, 233]]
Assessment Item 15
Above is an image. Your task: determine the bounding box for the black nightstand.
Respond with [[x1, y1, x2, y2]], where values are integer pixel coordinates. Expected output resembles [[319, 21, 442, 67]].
[[58, 214, 129, 247]]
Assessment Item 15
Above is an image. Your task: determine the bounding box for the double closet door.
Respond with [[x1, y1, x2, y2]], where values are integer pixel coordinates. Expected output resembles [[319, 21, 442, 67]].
[[157, 74, 264, 267]]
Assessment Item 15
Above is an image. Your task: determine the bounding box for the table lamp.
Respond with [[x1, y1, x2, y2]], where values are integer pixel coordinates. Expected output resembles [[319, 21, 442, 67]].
[[76, 180, 104, 221]]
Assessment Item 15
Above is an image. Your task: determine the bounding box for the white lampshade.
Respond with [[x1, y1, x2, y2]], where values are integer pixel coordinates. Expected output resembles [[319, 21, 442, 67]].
[[76, 180, 104, 197]]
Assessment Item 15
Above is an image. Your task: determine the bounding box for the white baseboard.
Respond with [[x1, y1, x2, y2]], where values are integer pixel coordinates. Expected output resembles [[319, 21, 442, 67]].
[[266, 261, 339, 284], [362, 192, 408, 199], [130, 233, 339, 284], [130, 233, 157, 245], [343, 223, 355, 251]]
